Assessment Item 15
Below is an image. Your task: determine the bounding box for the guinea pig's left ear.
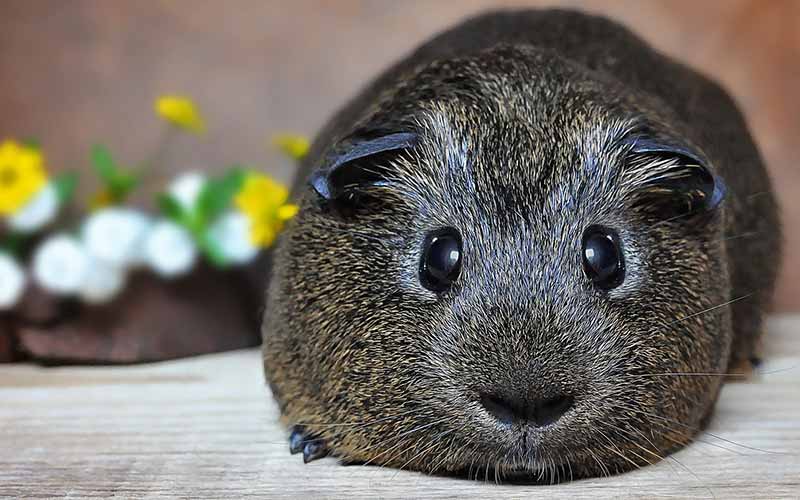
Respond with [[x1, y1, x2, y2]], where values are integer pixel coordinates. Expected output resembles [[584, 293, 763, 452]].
[[309, 132, 418, 201], [625, 138, 726, 220]]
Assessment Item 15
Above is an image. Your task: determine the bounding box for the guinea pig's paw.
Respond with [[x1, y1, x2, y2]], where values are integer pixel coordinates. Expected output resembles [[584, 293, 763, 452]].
[[289, 425, 329, 463]]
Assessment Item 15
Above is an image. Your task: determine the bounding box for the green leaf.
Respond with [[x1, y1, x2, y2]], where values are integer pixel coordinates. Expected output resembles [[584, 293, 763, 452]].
[[110, 171, 140, 199], [90, 144, 118, 184], [196, 168, 246, 224], [22, 138, 41, 150], [198, 232, 228, 268], [90, 144, 140, 202], [53, 171, 79, 204], [157, 194, 186, 222]]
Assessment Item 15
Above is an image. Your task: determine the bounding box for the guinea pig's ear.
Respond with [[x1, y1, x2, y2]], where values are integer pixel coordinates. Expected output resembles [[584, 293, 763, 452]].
[[625, 138, 726, 220], [309, 132, 418, 202]]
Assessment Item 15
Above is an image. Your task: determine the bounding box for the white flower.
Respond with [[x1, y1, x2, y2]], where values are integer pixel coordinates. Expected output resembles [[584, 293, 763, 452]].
[[143, 220, 197, 278], [79, 259, 126, 304], [206, 211, 258, 265], [168, 172, 206, 211], [82, 208, 150, 267], [0, 252, 26, 310], [7, 183, 59, 233], [32, 234, 89, 295]]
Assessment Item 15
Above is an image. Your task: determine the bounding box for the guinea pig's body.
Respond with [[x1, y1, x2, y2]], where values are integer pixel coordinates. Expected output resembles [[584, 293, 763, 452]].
[[263, 9, 781, 480]]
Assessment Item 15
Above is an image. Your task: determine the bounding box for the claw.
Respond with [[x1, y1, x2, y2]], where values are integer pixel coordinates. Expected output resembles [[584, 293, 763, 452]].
[[288, 425, 329, 463], [289, 425, 306, 454], [302, 440, 328, 463]]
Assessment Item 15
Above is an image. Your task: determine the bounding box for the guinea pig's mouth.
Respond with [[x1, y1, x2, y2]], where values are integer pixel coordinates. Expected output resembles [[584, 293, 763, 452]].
[[423, 393, 584, 482], [440, 434, 579, 484], [427, 388, 651, 482]]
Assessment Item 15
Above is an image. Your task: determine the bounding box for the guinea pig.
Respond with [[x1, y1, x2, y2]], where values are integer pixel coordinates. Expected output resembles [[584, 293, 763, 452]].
[[262, 9, 781, 480]]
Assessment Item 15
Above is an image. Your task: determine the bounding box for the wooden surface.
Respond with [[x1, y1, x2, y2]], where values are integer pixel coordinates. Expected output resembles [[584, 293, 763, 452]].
[[1, 316, 798, 499]]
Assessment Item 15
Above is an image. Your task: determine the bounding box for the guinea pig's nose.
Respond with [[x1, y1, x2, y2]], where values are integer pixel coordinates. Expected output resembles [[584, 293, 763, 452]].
[[479, 392, 574, 427]]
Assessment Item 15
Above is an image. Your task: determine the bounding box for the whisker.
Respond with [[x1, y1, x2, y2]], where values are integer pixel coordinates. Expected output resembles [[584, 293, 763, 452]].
[[388, 428, 457, 479], [595, 427, 642, 471], [630, 372, 748, 378], [624, 425, 673, 462], [722, 231, 759, 242], [467, 455, 477, 482], [290, 406, 421, 428], [586, 447, 610, 478], [606, 423, 662, 463], [610, 402, 736, 456], [668, 455, 716, 499], [614, 402, 781, 455], [652, 414, 781, 455], [669, 292, 754, 326], [664, 427, 746, 456], [758, 363, 800, 376], [357, 416, 450, 469], [746, 190, 769, 201], [565, 453, 574, 482], [613, 403, 740, 454], [617, 423, 702, 480], [603, 420, 717, 498], [423, 435, 462, 478]]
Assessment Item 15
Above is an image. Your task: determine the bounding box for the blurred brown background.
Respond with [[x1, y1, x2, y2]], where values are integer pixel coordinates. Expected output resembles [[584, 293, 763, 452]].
[[1, 0, 797, 311]]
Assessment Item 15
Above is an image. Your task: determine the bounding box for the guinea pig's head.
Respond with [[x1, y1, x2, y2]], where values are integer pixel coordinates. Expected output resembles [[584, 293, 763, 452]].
[[263, 46, 730, 480]]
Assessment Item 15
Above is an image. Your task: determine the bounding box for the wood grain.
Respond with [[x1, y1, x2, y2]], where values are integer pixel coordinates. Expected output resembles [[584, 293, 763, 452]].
[[1, 316, 798, 499]]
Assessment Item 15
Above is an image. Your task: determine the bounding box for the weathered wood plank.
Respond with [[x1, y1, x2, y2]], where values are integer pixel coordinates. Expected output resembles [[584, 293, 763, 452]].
[[1, 316, 798, 499]]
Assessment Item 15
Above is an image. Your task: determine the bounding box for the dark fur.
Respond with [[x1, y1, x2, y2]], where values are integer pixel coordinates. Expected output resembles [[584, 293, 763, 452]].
[[263, 9, 781, 480]]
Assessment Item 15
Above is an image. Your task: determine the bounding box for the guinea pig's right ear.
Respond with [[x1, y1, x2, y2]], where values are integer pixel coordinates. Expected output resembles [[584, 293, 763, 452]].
[[624, 138, 726, 221], [309, 132, 418, 203]]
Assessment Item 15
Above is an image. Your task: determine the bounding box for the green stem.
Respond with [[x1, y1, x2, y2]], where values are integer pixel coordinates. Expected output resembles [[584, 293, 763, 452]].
[[134, 125, 179, 202], [141, 124, 178, 174]]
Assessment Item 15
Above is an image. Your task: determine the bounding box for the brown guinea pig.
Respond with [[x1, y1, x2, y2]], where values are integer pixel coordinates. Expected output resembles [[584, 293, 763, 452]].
[[262, 9, 781, 481]]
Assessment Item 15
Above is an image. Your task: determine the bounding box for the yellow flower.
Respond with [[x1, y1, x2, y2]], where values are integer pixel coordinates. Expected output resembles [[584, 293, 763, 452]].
[[234, 173, 297, 248], [272, 133, 310, 161], [155, 95, 206, 133], [0, 140, 48, 215], [277, 204, 299, 221]]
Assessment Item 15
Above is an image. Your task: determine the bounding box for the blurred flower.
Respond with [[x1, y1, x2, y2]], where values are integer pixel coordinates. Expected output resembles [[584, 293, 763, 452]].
[[143, 220, 197, 278], [0, 251, 26, 310], [83, 208, 150, 267], [79, 259, 126, 304], [0, 140, 47, 216], [7, 182, 59, 233], [168, 172, 206, 212], [206, 211, 258, 265], [32, 234, 89, 295], [272, 133, 310, 161], [234, 173, 297, 248], [155, 96, 206, 133]]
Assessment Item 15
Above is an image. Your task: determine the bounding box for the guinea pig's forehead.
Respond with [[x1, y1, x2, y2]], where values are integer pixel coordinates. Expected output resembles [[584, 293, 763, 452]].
[[413, 103, 635, 195]]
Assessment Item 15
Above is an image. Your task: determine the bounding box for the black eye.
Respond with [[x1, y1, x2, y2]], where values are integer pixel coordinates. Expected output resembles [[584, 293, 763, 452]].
[[581, 225, 625, 290], [420, 227, 463, 292]]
